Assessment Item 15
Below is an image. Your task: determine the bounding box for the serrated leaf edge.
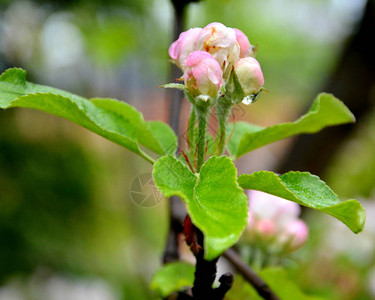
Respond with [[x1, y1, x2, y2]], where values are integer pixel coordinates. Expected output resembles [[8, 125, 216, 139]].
[[233, 93, 355, 159], [238, 170, 366, 233]]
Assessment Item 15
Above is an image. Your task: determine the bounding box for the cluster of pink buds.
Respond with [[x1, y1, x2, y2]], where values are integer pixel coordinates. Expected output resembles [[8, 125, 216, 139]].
[[246, 190, 309, 253], [169, 22, 264, 100]]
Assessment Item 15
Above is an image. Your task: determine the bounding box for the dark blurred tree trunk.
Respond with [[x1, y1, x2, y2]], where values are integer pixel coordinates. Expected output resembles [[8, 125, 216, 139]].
[[278, 0, 375, 176], [0, 4, 8, 73], [163, 0, 201, 264]]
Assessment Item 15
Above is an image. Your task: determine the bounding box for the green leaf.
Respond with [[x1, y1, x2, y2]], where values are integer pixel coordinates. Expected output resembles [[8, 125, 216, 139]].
[[227, 122, 263, 157], [193, 156, 248, 260], [150, 262, 195, 297], [0, 68, 176, 161], [238, 171, 365, 233], [226, 267, 324, 300], [228, 93, 355, 159], [152, 155, 197, 201], [153, 155, 248, 260], [147, 121, 177, 156]]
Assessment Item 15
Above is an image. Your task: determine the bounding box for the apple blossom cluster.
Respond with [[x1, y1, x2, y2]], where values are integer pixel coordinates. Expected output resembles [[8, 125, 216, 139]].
[[169, 22, 264, 100], [246, 190, 309, 253]]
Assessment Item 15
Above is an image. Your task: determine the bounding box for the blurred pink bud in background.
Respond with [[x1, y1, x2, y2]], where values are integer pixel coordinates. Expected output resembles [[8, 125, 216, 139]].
[[247, 190, 308, 252], [256, 219, 278, 237], [248, 190, 300, 228], [234, 57, 264, 96], [282, 219, 309, 251], [168, 27, 202, 71], [184, 51, 223, 98]]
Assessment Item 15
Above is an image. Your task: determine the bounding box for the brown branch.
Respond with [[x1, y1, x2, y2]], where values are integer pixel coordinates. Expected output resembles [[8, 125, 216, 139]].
[[223, 248, 280, 300], [184, 216, 233, 299], [163, 195, 186, 263]]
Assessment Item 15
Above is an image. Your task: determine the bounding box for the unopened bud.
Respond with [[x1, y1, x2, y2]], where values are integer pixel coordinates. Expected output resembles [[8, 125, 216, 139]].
[[196, 22, 240, 80], [283, 220, 309, 251], [184, 51, 223, 99], [169, 27, 202, 71], [234, 57, 264, 96], [256, 219, 277, 237], [233, 28, 255, 58]]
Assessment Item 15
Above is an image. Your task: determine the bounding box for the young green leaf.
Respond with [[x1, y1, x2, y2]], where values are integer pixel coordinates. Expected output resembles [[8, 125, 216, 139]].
[[150, 262, 195, 297], [226, 122, 263, 156], [153, 155, 248, 260], [238, 171, 365, 233], [152, 155, 197, 201], [0, 68, 177, 162], [228, 93, 355, 160], [193, 156, 248, 260], [147, 121, 178, 156]]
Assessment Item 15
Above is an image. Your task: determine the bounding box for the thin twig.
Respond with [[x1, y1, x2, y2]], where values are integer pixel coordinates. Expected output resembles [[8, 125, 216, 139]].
[[223, 248, 280, 300]]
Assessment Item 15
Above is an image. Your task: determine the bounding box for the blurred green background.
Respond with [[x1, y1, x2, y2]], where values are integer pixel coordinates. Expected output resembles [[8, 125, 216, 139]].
[[0, 0, 374, 299]]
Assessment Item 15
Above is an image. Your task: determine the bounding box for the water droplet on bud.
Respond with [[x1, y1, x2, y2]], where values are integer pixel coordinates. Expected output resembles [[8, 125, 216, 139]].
[[242, 95, 254, 105]]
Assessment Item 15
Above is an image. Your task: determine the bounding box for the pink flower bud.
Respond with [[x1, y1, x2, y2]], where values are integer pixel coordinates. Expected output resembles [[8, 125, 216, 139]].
[[233, 28, 255, 58], [168, 27, 202, 71], [247, 210, 255, 228], [283, 220, 309, 251], [184, 51, 223, 98], [248, 190, 300, 228], [256, 219, 277, 237], [195, 22, 240, 79], [234, 57, 264, 95]]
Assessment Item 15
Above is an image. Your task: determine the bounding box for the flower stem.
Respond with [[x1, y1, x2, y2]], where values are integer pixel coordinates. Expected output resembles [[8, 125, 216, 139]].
[[215, 100, 232, 155], [217, 117, 226, 155], [187, 107, 196, 161], [195, 104, 209, 172]]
